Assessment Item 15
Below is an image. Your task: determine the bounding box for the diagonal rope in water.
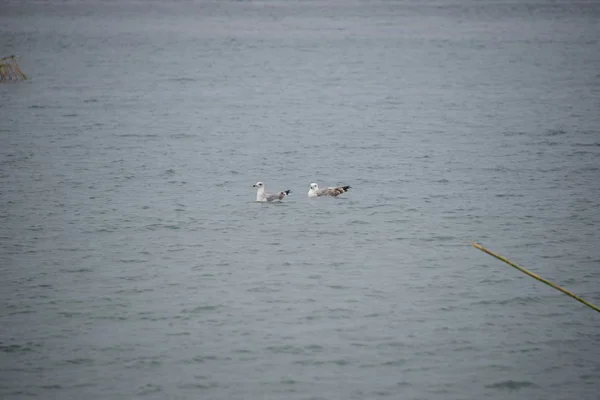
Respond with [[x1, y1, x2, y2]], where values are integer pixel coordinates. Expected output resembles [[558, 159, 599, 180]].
[[472, 242, 600, 314]]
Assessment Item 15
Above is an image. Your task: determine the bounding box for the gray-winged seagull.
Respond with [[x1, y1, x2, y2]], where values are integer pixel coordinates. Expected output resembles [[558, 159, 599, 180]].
[[254, 182, 291, 202]]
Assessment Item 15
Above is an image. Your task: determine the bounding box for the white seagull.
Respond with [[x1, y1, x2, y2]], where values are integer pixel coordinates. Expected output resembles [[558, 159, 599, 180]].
[[253, 182, 291, 202], [308, 182, 351, 198]]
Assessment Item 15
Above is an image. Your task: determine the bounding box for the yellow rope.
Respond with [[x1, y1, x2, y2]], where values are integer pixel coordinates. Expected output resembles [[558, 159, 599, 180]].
[[472, 242, 600, 313]]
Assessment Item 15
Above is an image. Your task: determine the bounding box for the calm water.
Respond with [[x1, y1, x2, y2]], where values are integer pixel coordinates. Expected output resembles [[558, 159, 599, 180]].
[[1, 1, 600, 399]]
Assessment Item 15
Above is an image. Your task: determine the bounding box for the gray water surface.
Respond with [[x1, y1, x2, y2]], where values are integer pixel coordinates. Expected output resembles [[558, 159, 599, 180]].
[[1, 1, 600, 399]]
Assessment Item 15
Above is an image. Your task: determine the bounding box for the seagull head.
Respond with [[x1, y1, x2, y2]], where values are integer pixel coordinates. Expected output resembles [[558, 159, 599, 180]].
[[253, 182, 264, 188]]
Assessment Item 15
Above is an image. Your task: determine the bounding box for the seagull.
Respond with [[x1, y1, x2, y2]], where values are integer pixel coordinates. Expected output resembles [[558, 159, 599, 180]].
[[308, 182, 351, 198], [253, 182, 291, 202]]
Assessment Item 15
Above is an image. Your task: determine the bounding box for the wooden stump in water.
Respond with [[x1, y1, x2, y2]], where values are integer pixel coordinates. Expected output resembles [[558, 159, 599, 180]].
[[0, 55, 27, 82]]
